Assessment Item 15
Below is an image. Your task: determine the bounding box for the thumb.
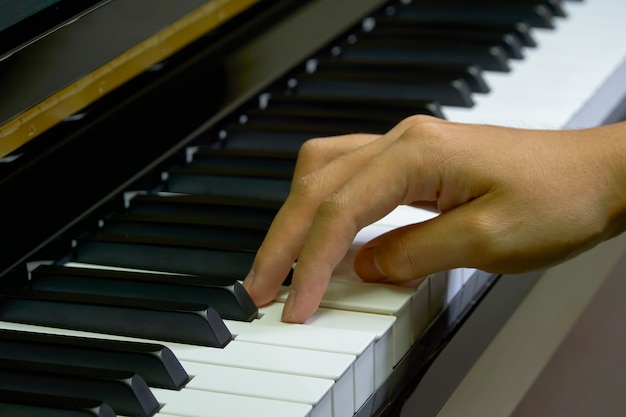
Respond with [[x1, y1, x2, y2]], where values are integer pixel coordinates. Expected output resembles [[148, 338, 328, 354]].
[[354, 204, 482, 282]]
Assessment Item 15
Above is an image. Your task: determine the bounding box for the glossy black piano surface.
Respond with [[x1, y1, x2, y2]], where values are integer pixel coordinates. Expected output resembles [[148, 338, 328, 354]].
[[2, 0, 624, 416]]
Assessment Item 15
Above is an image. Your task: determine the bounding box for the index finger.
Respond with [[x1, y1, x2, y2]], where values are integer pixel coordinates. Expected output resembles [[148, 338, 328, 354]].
[[243, 134, 381, 306]]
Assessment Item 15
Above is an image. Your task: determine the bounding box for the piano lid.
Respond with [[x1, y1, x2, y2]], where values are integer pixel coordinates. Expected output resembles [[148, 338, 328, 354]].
[[0, 0, 261, 159]]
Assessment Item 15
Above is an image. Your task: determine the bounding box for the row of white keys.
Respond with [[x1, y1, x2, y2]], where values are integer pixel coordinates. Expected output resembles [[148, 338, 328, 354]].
[[274, 278, 418, 369], [258, 302, 395, 390], [223, 318, 376, 411], [153, 360, 332, 417], [147, 338, 355, 417], [443, 0, 626, 129], [152, 388, 313, 417]]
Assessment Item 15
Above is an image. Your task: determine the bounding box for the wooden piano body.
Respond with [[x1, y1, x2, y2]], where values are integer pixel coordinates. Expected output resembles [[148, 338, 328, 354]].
[[1, 1, 626, 416]]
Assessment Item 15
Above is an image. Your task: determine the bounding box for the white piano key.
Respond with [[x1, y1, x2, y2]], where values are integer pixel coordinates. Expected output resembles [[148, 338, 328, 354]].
[[275, 279, 415, 366], [168, 341, 356, 417], [225, 318, 375, 357], [346, 206, 452, 327], [332, 263, 444, 356], [180, 361, 333, 417], [429, 272, 448, 321], [152, 387, 312, 417], [258, 302, 395, 389], [64, 261, 185, 275], [224, 319, 376, 412], [445, 269, 465, 306], [375, 205, 439, 228]]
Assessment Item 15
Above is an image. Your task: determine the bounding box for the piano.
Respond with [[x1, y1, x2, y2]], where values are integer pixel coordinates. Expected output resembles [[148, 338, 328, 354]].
[[1, 0, 625, 416]]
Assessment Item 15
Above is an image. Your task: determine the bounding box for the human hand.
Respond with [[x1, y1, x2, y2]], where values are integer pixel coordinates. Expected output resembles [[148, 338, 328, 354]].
[[243, 116, 626, 323]]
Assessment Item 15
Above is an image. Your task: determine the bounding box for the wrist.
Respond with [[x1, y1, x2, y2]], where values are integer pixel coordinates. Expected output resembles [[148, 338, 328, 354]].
[[586, 122, 626, 239]]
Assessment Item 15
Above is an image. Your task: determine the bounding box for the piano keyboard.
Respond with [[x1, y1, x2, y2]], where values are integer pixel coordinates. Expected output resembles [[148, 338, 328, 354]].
[[2, 0, 626, 416]]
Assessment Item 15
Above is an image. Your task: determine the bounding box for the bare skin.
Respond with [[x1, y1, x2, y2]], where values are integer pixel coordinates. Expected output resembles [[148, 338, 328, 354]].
[[242, 116, 626, 323]]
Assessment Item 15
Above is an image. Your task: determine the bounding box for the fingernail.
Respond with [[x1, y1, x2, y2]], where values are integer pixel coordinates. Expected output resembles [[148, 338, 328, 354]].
[[281, 289, 297, 322], [355, 245, 386, 282]]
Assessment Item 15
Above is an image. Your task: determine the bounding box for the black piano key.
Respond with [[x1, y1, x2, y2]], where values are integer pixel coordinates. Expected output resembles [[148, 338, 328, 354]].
[[0, 390, 116, 417], [373, 17, 537, 48], [239, 111, 398, 135], [0, 289, 232, 347], [338, 38, 510, 72], [0, 359, 158, 417], [361, 25, 524, 60], [192, 146, 298, 160], [102, 212, 267, 248], [118, 204, 273, 231], [541, 0, 567, 17], [432, 0, 566, 18], [244, 85, 451, 129], [31, 264, 258, 322], [181, 161, 294, 179], [229, 115, 388, 136], [213, 114, 388, 151], [397, 4, 555, 29], [74, 232, 255, 278], [293, 70, 474, 107], [265, 93, 446, 119], [126, 193, 280, 227], [163, 165, 291, 202], [244, 108, 397, 135], [0, 328, 188, 389], [311, 60, 489, 94], [190, 147, 297, 173], [220, 128, 323, 153]]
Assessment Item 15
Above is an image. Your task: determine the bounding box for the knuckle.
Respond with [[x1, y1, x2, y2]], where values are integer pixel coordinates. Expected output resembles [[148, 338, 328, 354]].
[[317, 191, 349, 219], [298, 137, 327, 160], [293, 137, 331, 177], [397, 114, 438, 130], [404, 119, 445, 141], [394, 116, 451, 153], [315, 191, 359, 234], [291, 171, 326, 199]]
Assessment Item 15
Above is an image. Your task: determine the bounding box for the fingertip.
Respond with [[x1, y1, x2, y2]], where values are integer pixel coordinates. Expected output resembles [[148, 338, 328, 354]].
[[354, 245, 386, 282], [280, 289, 301, 323], [281, 288, 318, 323], [280, 263, 331, 323]]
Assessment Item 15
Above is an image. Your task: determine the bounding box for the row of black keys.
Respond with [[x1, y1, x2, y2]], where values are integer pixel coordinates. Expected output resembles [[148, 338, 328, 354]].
[[0, 328, 185, 417], [209, 0, 572, 152], [1, 0, 570, 416]]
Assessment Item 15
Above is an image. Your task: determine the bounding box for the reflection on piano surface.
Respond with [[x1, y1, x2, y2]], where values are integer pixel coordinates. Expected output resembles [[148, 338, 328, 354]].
[[1, 0, 625, 416]]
